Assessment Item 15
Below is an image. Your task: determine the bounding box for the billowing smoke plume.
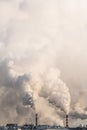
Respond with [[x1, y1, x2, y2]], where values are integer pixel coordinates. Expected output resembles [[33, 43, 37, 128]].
[[30, 67, 70, 125], [0, 59, 69, 125], [0, 0, 87, 127], [0, 60, 35, 124], [39, 68, 70, 114]]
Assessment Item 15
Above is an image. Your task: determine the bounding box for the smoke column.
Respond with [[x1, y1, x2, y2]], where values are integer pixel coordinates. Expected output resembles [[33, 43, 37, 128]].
[[38, 68, 71, 114]]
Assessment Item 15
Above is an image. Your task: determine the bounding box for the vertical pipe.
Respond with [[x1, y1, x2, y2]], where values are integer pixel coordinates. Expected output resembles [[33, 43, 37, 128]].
[[35, 113, 38, 126], [66, 115, 69, 128]]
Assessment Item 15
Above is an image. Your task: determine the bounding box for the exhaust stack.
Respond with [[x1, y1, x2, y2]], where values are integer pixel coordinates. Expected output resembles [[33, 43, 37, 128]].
[[35, 113, 38, 126], [66, 115, 69, 128]]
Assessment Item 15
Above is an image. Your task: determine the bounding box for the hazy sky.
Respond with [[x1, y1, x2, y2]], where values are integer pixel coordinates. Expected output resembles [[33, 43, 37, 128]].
[[0, 0, 87, 126], [0, 0, 87, 85]]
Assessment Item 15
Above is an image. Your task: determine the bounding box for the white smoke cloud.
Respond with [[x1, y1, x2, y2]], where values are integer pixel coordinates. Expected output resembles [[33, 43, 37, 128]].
[[39, 68, 70, 114], [0, 0, 87, 126], [0, 60, 34, 124]]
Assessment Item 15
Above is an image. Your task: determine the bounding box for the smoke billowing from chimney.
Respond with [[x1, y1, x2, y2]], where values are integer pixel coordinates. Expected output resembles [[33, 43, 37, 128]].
[[0, 59, 70, 125], [0, 0, 87, 127]]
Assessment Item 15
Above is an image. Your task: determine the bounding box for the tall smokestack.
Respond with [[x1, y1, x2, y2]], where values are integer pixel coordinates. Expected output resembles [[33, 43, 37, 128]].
[[35, 113, 38, 126], [66, 115, 69, 128]]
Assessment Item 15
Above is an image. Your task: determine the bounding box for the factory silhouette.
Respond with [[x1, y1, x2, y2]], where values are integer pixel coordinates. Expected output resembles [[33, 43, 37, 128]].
[[0, 113, 87, 130]]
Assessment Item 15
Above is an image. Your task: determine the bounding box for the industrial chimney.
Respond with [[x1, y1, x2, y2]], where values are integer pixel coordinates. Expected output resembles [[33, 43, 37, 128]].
[[35, 113, 38, 126], [66, 115, 69, 128]]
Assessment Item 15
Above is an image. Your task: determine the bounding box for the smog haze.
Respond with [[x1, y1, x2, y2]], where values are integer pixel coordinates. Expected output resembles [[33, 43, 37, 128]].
[[0, 0, 87, 127]]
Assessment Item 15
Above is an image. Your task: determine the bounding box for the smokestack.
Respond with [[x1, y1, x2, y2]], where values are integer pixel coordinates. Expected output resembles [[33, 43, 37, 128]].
[[35, 113, 38, 126], [66, 115, 69, 128]]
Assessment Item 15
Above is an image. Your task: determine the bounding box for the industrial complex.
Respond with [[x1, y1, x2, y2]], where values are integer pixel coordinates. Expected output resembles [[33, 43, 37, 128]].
[[0, 114, 87, 130]]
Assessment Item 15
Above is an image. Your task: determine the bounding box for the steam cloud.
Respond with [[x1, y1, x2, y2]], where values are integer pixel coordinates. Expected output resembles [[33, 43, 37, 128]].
[[0, 0, 87, 127], [0, 59, 69, 125]]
